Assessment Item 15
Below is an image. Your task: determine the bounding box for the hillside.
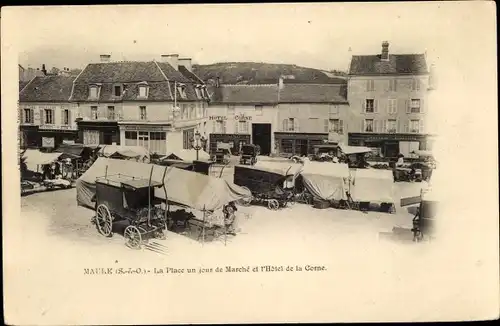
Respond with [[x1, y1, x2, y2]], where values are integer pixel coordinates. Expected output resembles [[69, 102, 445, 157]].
[[192, 62, 347, 85]]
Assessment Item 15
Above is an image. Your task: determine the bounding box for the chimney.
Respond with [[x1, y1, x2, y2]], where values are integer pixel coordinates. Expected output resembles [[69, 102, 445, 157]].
[[381, 41, 389, 61], [100, 54, 111, 63], [41, 64, 47, 76], [215, 77, 220, 88], [161, 54, 179, 70], [178, 58, 192, 72]]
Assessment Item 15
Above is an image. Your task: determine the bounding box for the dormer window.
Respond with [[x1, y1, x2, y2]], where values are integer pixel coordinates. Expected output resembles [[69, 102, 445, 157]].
[[177, 83, 187, 99], [195, 86, 202, 99], [113, 84, 123, 97], [138, 82, 149, 99], [201, 86, 208, 99], [89, 84, 101, 99]]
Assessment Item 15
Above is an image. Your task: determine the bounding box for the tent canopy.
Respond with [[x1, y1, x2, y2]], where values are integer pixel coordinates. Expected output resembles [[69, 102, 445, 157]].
[[339, 144, 372, 155], [163, 149, 210, 162], [301, 161, 349, 178], [76, 157, 250, 211], [22, 149, 62, 172], [251, 161, 303, 177], [412, 150, 434, 157], [299, 162, 349, 201], [98, 145, 150, 161], [349, 168, 394, 203]]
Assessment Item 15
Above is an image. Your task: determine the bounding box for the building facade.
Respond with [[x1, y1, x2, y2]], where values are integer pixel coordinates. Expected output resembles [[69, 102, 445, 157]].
[[275, 82, 349, 156], [207, 84, 279, 155], [70, 54, 209, 155], [347, 41, 432, 157], [18, 76, 78, 149]]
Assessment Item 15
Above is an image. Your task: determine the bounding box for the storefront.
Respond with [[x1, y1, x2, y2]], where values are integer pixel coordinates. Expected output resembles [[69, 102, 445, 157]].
[[348, 132, 434, 158], [38, 126, 79, 150], [274, 132, 328, 157], [19, 125, 40, 149], [208, 133, 251, 155], [77, 120, 120, 146], [118, 122, 172, 155]]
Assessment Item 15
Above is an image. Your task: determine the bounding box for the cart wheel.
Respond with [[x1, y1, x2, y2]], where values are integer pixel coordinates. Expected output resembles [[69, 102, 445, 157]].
[[96, 204, 113, 237], [237, 186, 253, 206], [268, 199, 279, 210], [124, 225, 142, 249]]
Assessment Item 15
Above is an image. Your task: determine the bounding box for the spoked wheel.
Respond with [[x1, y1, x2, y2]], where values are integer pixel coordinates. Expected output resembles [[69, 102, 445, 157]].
[[124, 225, 142, 249], [96, 204, 113, 237], [267, 199, 279, 210], [237, 186, 253, 206]]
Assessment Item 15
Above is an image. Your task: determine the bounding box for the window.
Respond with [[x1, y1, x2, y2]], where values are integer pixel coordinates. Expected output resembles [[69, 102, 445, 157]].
[[389, 79, 397, 91], [177, 85, 187, 99], [139, 106, 147, 120], [125, 131, 138, 146], [195, 87, 202, 99], [227, 105, 235, 115], [238, 121, 249, 133], [190, 104, 195, 119], [388, 99, 397, 114], [181, 104, 188, 120], [410, 120, 420, 133], [365, 99, 375, 113], [138, 85, 148, 98], [63, 109, 70, 125], [366, 79, 375, 91], [280, 139, 294, 154], [255, 105, 263, 116], [410, 99, 421, 113], [89, 86, 99, 99], [24, 108, 33, 123], [44, 109, 54, 124], [149, 131, 167, 155], [91, 106, 98, 120], [182, 129, 195, 150], [411, 79, 421, 91], [107, 106, 115, 120], [214, 121, 226, 133], [329, 119, 344, 134], [387, 119, 397, 133], [114, 85, 122, 97], [283, 118, 296, 132], [83, 130, 100, 145], [364, 119, 374, 132], [138, 131, 149, 149]]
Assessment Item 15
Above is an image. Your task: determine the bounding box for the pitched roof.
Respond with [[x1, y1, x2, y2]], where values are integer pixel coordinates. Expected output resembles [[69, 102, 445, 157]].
[[211, 84, 279, 104], [19, 76, 75, 102], [178, 65, 204, 84], [349, 54, 428, 76], [279, 83, 348, 104], [19, 81, 30, 92], [70, 61, 206, 102]]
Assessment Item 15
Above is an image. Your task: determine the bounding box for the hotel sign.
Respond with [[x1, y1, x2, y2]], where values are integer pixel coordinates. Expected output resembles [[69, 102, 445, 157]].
[[235, 113, 252, 121], [209, 116, 227, 121]]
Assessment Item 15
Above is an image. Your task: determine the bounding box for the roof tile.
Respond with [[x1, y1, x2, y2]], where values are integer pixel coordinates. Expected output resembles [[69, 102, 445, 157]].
[[349, 54, 428, 76], [19, 76, 75, 102]]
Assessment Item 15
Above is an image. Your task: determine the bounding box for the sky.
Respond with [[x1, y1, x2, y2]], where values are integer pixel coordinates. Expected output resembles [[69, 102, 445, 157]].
[[9, 3, 468, 72]]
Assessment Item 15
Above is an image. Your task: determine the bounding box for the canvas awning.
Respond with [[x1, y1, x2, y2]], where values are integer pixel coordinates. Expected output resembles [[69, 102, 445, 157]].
[[22, 149, 63, 172], [339, 144, 372, 155], [251, 161, 303, 176], [98, 145, 150, 161], [412, 150, 434, 157], [56, 144, 85, 157], [163, 149, 210, 162]]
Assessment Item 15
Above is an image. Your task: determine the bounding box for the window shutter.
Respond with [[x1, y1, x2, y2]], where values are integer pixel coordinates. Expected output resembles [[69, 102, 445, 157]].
[[406, 100, 411, 113], [404, 122, 409, 133], [419, 120, 424, 134], [420, 99, 425, 113], [69, 110, 72, 126], [394, 100, 398, 114], [374, 100, 379, 113], [60, 109, 64, 125], [382, 120, 387, 133], [282, 119, 287, 132], [362, 100, 365, 113], [324, 119, 329, 132], [366, 80, 370, 92], [295, 119, 300, 132], [39, 109, 44, 124], [339, 120, 344, 134], [223, 121, 227, 133], [362, 120, 366, 132]]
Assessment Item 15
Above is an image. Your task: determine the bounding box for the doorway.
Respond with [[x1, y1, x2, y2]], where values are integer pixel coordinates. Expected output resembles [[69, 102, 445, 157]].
[[252, 123, 272, 155]]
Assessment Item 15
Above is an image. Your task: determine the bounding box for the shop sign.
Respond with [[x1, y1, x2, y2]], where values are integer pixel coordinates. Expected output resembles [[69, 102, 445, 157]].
[[234, 114, 252, 121], [42, 137, 55, 148], [39, 124, 77, 131], [123, 125, 169, 131], [209, 116, 227, 121]]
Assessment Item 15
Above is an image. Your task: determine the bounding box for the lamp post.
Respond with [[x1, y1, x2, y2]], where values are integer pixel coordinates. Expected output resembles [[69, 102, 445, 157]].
[[191, 130, 206, 161]]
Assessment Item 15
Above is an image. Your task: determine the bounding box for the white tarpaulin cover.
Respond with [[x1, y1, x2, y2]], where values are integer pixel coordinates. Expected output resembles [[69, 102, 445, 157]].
[[350, 168, 395, 203], [22, 149, 62, 172], [98, 145, 150, 161], [76, 158, 251, 211], [413, 150, 434, 157], [339, 144, 372, 155], [163, 149, 210, 162], [300, 162, 349, 201], [252, 161, 303, 176]]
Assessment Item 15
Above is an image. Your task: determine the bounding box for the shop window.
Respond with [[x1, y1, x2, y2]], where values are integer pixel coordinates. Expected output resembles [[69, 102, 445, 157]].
[[125, 131, 138, 146], [280, 139, 294, 154], [83, 130, 100, 145], [149, 131, 167, 155], [91, 106, 98, 120]]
